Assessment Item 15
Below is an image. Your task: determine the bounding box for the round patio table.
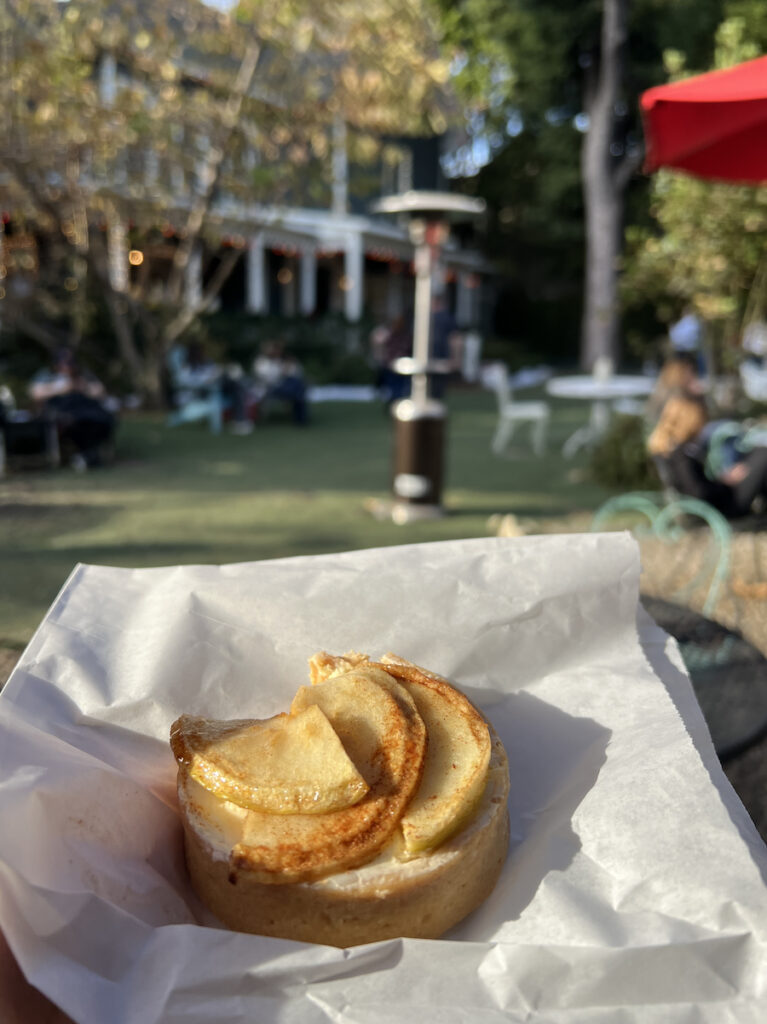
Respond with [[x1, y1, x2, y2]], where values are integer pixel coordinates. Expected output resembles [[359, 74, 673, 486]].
[[641, 595, 767, 762], [545, 374, 655, 457]]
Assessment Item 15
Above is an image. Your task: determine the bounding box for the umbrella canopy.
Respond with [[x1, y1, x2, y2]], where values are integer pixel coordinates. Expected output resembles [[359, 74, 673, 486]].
[[640, 55, 767, 183]]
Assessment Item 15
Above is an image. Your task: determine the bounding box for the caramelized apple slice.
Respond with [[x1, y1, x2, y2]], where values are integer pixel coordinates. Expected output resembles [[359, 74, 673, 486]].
[[230, 669, 426, 883], [170, 704, 368, 814], [379, 654, 492, 855]]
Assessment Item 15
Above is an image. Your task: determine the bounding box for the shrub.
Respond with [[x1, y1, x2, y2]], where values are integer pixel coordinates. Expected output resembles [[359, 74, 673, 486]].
[[590, 414, 661, 490], [200, 311, 376, 385]]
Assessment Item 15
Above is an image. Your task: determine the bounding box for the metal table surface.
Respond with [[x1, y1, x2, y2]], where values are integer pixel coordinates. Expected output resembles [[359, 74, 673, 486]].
[[641, 595, 767, 762], [545, 374, 656, 400], [545, 374, 656, 457]]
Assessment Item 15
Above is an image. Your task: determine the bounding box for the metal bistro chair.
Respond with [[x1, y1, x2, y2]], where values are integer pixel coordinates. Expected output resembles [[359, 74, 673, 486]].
[[591, 491, 732, 618], [483, 362, 550, 456]]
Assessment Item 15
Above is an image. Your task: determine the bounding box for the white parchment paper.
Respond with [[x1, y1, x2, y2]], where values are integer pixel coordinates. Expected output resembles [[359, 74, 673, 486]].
[[1, 534, 766, 1023]]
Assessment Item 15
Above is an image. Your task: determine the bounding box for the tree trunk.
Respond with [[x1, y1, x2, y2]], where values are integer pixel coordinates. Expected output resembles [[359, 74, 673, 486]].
[[580, 0, 629, 371]]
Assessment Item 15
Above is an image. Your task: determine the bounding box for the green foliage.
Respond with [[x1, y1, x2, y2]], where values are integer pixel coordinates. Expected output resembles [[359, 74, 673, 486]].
[[465, 120, 585, 356], [622, 16, 767, 353], [480, 335, 545, 370], [434, 0, 724, 356], [198, 311, 377, 385], [0, 0, 453, 400], [589, 414, 661, 490]]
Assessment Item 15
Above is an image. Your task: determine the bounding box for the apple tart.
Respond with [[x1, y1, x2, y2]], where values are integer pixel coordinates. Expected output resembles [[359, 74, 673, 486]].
[[171, 652, 510, 947]]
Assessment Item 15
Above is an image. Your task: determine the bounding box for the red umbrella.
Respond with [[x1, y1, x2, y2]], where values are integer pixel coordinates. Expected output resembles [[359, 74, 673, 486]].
[[640, 55, 767, 183]]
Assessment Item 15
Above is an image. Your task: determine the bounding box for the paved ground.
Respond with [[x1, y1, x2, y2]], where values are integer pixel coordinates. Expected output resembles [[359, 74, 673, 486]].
[[2, 530, 766, 846]]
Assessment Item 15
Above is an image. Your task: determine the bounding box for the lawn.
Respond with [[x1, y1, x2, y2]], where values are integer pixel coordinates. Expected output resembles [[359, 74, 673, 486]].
[[0, 388, 613, 650]]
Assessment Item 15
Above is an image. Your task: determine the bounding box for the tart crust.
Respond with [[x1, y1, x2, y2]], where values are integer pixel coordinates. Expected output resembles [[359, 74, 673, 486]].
[[179, 727, 509, 947]]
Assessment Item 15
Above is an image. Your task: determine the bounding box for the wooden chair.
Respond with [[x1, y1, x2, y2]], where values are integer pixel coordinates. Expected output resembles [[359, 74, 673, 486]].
[[483, 362, 550, 456]]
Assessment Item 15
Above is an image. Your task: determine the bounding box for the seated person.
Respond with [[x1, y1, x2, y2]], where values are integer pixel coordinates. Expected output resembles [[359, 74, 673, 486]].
[[30, 347, 107, 405], [252, 342, 308, 425], [644, 354, 704, 428], [29, 348, 116, 470], [668, 306, 706, 376], [166, 342, 252, 433], [647, 393, 767, 518]]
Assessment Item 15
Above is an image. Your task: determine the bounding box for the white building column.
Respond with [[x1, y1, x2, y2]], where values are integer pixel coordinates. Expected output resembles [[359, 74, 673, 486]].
[[332, 114, 348, 216], [184, 244, 203, 309], [300, 248, 317, 316], [99, 53, 117, 106], [246, 232, 267, 314], [343, 233, 364, 322], [145, 148, 159, 188], [170, 125, 185, 194], [107, 219, 128, 293]]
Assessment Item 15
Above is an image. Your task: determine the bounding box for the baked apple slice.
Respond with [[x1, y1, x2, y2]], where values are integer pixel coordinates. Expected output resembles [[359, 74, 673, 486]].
[[376, 655, 491, 856], [230, 669, 426, 884], [380, 655, 492, 855], [170, 704, 368, 815], [309, 650, 492, 856]]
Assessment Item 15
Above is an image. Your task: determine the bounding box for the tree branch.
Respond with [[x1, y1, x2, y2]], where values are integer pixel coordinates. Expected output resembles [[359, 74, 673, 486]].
[[166, 41, 261, 305], [2, 309, 67, 354], [163, 248, 241, 347]]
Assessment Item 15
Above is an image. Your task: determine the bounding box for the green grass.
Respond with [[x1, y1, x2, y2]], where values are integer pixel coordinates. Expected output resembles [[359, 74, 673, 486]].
[[0, 389, 612, 648]]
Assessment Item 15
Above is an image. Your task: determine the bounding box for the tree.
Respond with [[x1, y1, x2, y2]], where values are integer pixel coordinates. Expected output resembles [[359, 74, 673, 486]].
[[0, 0, 452, 401], [622, 15, 767, 367], [433, 0, 722, 368]]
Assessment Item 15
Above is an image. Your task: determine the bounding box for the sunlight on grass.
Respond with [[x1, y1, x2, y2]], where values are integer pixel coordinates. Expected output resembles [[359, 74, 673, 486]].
[[0, 391, 609, 647], [210, 460, 247, 476]]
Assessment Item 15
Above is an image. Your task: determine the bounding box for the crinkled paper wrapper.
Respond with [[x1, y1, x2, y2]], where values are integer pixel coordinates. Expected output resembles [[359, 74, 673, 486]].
[[1, 534, 766, 1023]]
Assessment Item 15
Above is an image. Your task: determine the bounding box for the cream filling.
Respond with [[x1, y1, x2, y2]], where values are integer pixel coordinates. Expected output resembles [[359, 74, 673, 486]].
[[179, 741, 508, 895]]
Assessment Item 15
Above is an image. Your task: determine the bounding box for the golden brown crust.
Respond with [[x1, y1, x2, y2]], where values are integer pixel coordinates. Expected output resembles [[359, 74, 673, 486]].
[[308, 650, 370, 684]]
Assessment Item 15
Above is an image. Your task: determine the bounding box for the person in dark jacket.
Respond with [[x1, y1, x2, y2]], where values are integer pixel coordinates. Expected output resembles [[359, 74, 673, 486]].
[[647, 393, 767, 517], [29, 348, 116, 470]]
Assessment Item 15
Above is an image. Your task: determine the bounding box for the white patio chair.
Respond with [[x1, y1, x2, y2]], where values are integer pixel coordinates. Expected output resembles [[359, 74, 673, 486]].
[[483, 362, 550, 456]]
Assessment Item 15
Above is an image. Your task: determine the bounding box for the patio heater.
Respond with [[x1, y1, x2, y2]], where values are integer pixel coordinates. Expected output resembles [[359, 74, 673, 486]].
[[370, 191, 486, 523]]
